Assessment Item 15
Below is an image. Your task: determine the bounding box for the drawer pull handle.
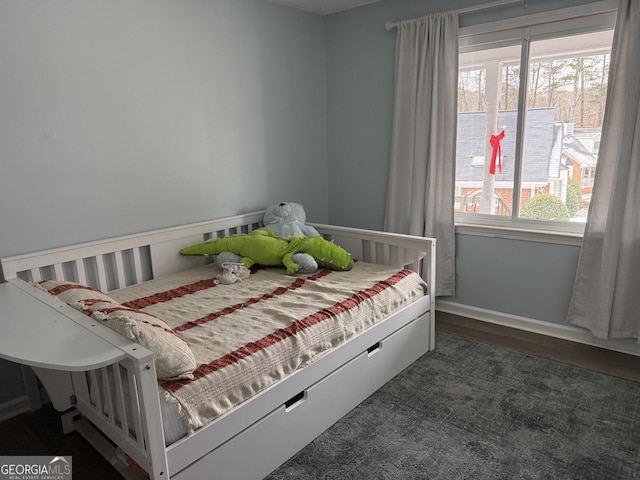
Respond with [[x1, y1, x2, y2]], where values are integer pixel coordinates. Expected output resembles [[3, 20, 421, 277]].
[[367, 341, 382, 356], [285, 391, 306, 411]]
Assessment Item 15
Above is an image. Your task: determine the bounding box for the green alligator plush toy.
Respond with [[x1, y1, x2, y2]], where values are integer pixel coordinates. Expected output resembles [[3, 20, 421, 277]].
[[180, 230, 353, 274]]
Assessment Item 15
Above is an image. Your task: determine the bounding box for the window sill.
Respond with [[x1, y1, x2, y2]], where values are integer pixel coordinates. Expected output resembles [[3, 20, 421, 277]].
[[455, 223, 583, 246]]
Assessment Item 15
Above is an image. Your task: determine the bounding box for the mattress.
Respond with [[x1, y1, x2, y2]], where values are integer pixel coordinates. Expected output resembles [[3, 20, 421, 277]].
[[108, 261, 428, 444]]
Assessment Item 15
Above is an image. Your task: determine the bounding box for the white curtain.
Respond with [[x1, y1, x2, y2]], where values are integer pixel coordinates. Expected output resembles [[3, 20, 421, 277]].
[[567, 0, 640, 340], [384, 12, 458, 297]]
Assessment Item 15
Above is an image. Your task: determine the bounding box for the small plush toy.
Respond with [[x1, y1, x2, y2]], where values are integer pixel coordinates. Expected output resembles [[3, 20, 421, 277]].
[[214, 262, 250, 285], [216, 202, 321, 273], [180, 230, 352, 274]]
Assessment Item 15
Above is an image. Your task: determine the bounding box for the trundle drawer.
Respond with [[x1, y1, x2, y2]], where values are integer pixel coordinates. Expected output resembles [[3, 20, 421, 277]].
[[172, 311, 431, 480]]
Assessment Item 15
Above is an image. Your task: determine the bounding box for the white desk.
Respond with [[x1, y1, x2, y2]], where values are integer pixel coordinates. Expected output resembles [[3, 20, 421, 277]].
[[0, 280, 127, 371]]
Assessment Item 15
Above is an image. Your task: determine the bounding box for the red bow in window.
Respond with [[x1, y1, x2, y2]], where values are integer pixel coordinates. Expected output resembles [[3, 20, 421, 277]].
[[489, 130, 505, 175]]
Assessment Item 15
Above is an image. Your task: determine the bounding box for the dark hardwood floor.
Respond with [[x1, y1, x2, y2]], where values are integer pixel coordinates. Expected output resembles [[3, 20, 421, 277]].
[[436, 311, 640, 382], [0, 403, 121, 479], [1, 311, 639, 480]]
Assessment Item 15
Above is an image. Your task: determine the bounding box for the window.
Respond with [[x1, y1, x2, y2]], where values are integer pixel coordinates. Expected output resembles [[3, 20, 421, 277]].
[[455, 4, 616, 234]]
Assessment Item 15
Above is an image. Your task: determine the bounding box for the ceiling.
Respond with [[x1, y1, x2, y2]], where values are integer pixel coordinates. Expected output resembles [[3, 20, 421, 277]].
[[266, 0, 384, 15]]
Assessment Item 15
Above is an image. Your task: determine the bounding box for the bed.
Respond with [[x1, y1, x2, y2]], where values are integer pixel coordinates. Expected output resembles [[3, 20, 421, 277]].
[[0, 211, 436, 480]]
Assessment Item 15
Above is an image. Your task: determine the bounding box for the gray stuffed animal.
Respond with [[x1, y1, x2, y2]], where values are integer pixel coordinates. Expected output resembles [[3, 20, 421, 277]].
[[257, 202, 321, 239], [215, 202, 320, 273]]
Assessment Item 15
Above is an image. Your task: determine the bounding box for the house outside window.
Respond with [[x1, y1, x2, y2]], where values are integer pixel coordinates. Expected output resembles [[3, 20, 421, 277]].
[[455, 2, 616, 234]]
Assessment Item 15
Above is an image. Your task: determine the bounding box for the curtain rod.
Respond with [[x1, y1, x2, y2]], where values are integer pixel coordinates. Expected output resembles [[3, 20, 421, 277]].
[[385, 0, 525, 31]]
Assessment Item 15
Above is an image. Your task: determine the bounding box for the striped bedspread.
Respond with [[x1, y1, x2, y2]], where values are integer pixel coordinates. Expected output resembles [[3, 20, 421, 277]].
[[109, 262, 428, 432]]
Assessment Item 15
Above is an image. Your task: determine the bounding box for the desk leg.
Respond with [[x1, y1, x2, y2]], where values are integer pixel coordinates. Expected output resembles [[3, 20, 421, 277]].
[[22, 365, 42, 411]]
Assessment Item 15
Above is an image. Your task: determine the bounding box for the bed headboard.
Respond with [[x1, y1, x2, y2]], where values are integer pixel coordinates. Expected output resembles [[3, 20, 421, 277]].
[[1, 211, 265, 292], [1, 212, 435, 303]]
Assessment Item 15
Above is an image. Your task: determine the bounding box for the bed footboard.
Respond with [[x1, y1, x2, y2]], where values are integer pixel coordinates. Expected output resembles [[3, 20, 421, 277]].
[[312, 223, 436, 349], [70, 357, 170, 479], [0, 278, 170, 478]]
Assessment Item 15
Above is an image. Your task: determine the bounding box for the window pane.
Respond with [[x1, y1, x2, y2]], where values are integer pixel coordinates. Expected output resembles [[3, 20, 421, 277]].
[[518, 30, 612, 222], [456, 44, 520, 216]]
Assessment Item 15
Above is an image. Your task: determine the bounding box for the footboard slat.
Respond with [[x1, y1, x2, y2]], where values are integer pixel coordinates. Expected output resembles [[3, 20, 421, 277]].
[[89, 370, 103, 413], [389, 245, 401, 267], [375, 242, 386, 265], [113, 365, 130, 437], [101, 367, 116, 428], [127, 368, 146, 451]]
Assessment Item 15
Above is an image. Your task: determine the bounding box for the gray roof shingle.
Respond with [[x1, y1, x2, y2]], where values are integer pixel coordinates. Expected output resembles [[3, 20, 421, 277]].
[[456, 108, 560, 183]]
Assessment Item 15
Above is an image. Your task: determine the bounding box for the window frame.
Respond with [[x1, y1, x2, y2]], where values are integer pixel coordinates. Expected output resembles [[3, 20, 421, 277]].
[[455, 1, 617, 237]]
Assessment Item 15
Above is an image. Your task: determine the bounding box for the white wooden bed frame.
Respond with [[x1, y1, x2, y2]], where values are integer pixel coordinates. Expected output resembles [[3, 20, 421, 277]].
[[0, 211, 436, 480]]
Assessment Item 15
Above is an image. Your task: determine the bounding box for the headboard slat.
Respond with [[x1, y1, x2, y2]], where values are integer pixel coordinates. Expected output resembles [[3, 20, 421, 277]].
[[53, 263, 64, 281], [31, 268, 42, 283], [75, 259, 88, 286], [132, 248, 143, 286], [95, 255, 108, 292], [115, 252, 126, 289]]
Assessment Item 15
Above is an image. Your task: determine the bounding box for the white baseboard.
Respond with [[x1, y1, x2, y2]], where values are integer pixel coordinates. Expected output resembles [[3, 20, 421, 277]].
[[436, 300, 640, 357], [0, 395, 30, 423]]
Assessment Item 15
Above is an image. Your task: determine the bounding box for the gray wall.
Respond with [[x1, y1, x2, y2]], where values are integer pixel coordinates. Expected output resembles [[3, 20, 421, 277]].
[[0, 0, 328, 406], [452, 233, 581, 324], [0, 0, 328, 261]]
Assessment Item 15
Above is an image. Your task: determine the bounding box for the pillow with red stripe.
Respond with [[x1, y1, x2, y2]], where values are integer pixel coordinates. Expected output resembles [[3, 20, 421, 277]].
[[85, 300, 196, 381], [34, 280, 196, 381], [35, 280, 115, 311]]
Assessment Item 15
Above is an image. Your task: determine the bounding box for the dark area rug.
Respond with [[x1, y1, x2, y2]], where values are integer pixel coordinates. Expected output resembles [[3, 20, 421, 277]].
[[266, 331, 640, 480]]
